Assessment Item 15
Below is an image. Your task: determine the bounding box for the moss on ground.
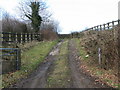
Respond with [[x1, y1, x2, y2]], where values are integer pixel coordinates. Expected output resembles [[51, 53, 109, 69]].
[[47, 40, 71, 88]]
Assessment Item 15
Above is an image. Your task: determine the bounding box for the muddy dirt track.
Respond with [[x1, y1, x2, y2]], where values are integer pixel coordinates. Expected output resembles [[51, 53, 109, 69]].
[[12, 39, 110, 88], [68, 39, 109, 88]]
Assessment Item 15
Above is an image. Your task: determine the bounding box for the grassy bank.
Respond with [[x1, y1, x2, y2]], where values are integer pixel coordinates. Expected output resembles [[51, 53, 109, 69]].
[[47, 40, 71, 88], [2, 40, 58, 88], [74, 38, 119, 88]]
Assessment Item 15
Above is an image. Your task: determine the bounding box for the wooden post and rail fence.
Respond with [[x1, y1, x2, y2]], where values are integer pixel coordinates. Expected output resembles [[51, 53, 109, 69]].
[[80, 19, 120, 69], [0, 32, 42, 74], [0, 32, 42, 46], [85, 19, 120, 31]]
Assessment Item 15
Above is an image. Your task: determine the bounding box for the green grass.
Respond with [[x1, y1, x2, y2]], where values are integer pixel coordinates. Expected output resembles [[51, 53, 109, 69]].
[[2, 40, 58, 88], [47, 40, 71, 88], [74, 38, 88, 61]]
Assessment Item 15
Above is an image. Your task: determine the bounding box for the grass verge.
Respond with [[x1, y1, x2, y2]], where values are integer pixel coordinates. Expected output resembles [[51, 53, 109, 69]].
[[2, 40, 58, 88], [74, 38, 119, 89], [47, 40, 71, 88]]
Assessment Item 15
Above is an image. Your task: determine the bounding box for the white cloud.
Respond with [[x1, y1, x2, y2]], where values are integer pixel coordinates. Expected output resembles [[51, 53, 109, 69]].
[[0, 0, 119, 33], [0, 0, 19, 15], [47, 0, 119, 34]]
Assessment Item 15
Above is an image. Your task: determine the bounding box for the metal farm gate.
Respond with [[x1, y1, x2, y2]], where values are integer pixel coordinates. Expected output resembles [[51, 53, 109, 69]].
[[0, 48, 21, 74]]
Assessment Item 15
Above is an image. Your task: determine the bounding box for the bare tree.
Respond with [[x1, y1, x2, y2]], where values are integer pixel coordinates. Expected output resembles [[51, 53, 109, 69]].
[[18, 0, 52, 32], [39, 19, 61, 40], [2, 12, 27, 33], [40, 19, 61, 33]]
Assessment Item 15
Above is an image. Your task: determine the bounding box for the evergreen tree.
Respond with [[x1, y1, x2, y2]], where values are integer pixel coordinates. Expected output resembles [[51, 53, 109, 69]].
[[25, 1, 42, 33]]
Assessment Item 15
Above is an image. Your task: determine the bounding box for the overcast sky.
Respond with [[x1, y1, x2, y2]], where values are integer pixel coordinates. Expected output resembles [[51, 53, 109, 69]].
[[0, 0, 119, 34]]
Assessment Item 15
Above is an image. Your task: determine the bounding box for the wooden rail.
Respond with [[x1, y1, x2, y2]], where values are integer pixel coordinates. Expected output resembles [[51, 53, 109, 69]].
[[79, 19, 119, 69], [0, 32, 41, 46], [85, 19, 120, 31]]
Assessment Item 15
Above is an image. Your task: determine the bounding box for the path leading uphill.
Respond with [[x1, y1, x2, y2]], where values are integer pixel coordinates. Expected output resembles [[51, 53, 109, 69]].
[[68, 39, 109, 88], [12, 39, 110, 88], [12, 41, 63, 88]]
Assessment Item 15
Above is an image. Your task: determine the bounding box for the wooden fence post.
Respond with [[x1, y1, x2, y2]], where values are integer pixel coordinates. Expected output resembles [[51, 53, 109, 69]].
[[112, 21, 114, 27], [19, 33, 21, 43], [15, 33, 17, 43], [94, 27, 96, 30], [100, 25, 102, 30], [107, 23, 110, 30], [27, 33, 28, 42], [94, 27, 95, 30], [16, 33, 18, 43], [13, 33, 15, 43], [91, 27, 93, 30], [31, 33, 32, 41], [29, 33, 31, 42], [8, 32, 11, 45], [28, 33, 30, 42], [31, 33, 33, 41], [2, 32, 4, 46], [1, 32, 3, 46], [118, 19, 120, 24], [95, 26, 97, 31], [20, 33, 22, 43], [25, 33, 27, 43], [26, 33, 27, 42], [24, 33, 25, 43], [22, 33, 25, 43], [103, 24, 106, 30], [96, 26, 99, 31]]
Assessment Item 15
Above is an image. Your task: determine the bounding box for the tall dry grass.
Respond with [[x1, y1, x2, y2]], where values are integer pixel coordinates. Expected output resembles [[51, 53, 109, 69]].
[[80, 26, 119, 76]]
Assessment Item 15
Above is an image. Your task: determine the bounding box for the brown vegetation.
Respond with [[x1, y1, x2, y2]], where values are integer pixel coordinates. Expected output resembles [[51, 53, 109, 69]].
[[41, 29, 58, 41], [79, 26, 119, 76], [2, 13, 27, 33]]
